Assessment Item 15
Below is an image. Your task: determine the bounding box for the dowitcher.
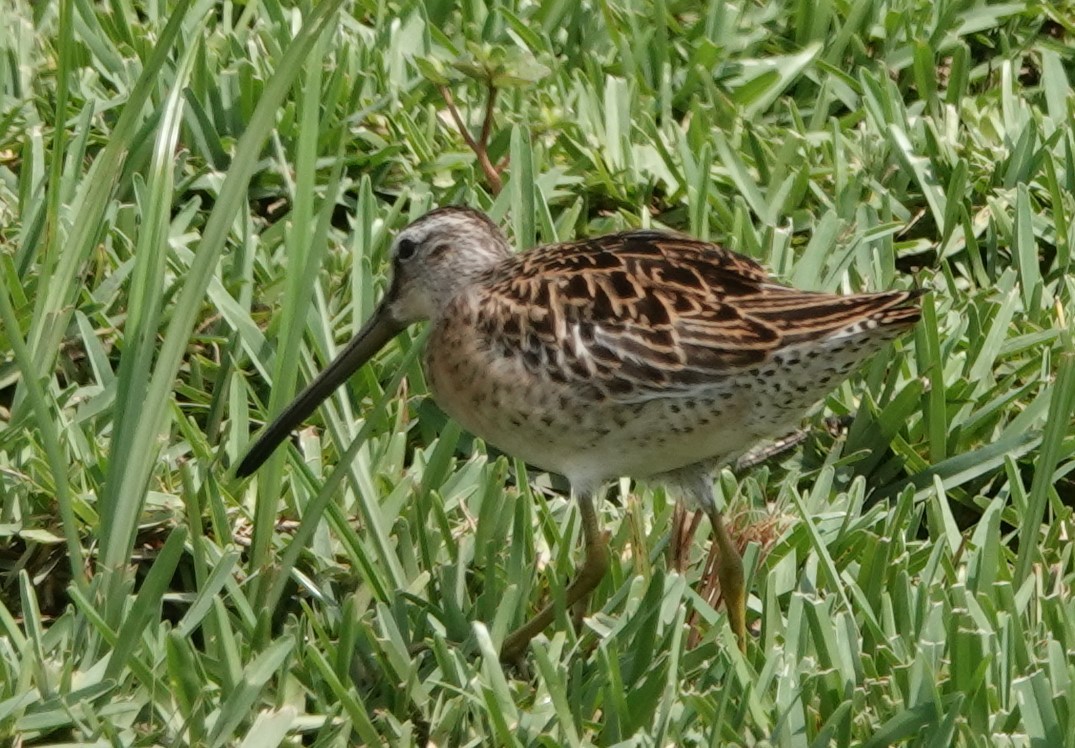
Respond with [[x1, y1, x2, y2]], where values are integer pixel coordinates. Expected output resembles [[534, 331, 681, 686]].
[[236, 206, 922, 661]]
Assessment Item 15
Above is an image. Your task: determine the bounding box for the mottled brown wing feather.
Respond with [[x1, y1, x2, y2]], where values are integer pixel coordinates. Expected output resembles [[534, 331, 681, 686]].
[[476, 230, 919, 401]]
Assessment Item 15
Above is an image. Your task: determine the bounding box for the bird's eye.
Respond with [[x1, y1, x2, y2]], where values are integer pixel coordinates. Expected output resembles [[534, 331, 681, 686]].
[[396, 238, 418, 261]]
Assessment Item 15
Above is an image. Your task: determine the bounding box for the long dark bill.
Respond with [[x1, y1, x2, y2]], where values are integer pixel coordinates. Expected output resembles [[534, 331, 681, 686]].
[[235, 301, 406, 477]]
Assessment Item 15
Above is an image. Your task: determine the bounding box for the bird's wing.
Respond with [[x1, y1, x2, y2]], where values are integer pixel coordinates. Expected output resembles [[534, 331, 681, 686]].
[[473, 230, 919, 402]]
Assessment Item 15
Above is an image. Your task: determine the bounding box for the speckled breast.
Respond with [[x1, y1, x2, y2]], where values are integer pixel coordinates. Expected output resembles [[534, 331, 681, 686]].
[[422, 305, 906, 486], [421, 313, 760, 483]]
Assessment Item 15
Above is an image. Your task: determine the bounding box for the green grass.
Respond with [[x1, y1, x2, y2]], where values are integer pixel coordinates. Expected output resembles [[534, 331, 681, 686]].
[[2, 0, 1074, 744]]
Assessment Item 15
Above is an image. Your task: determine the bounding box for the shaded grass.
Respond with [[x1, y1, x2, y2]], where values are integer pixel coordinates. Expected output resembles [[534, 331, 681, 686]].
[[1, 0, 1074, 744]]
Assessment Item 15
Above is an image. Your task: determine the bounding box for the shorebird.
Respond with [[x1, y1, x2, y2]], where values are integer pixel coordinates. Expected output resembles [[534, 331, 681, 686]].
[[236, 206, 922, 661]]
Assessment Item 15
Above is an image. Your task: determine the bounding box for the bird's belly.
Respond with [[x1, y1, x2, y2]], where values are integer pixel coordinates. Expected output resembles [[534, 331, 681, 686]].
[[424, 330, 777, 483], [421, 317, 878, 485]]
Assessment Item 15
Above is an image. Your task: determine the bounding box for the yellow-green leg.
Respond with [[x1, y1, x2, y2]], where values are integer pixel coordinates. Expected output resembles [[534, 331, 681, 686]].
[[705, 507, 746, 652], [668, 469, 748, 652], [500, 491, 610, 662]]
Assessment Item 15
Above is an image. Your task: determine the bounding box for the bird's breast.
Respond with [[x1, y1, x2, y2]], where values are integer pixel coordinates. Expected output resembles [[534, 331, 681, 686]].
[[422, 312, 759, 483]]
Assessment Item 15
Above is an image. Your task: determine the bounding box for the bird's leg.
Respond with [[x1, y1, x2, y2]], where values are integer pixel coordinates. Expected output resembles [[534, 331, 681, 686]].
[[669, 470, 747, 652], [572, 525, 611, 631], [705, 505, 746, 652], [500, 491, 610, 662]]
